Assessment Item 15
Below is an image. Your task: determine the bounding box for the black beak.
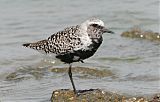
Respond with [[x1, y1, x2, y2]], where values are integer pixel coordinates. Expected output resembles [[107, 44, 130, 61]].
[[102, 27, 114, 34]]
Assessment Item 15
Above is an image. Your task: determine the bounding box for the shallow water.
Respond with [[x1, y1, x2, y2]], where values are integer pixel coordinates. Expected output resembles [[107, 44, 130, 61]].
[[0, 0, 159, 101]]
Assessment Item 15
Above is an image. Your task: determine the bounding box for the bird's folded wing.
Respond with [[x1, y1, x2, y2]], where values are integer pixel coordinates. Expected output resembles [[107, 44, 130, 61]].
[[23, 25, 82, 55]]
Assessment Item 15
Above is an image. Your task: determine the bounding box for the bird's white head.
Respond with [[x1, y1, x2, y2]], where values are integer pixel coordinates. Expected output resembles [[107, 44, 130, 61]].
[[87, 18, 105, 27], [81, 18, 104, 30], [80, 18, 114, 34]]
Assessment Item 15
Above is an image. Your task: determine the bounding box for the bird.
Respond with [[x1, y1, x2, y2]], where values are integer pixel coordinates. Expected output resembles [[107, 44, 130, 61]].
[[23, 18, 114, 95]]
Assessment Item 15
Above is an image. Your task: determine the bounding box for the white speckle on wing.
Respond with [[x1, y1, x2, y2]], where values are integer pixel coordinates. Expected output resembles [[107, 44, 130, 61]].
[[140, 34, 144, 38]]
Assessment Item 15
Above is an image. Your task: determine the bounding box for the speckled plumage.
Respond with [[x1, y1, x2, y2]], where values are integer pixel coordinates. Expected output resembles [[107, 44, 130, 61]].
[[23, 25, 81, 54], [23, 18, 114, 94]]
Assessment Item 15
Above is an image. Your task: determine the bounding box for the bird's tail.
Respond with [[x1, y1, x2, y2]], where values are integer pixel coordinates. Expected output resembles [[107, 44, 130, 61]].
[[23, 40, 49, 54], [23, 43, 31, 47]]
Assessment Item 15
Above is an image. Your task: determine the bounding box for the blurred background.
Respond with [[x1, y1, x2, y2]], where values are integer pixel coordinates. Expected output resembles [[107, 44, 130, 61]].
[[0, 0, 159, 101]]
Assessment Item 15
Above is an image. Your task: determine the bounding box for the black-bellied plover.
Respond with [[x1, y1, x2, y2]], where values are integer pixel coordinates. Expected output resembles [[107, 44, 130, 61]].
[[23, 18, 114, 95]]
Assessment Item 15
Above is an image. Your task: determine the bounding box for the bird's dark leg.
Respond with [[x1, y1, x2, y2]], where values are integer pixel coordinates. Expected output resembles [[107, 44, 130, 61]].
[[68, 64, 77, 95]]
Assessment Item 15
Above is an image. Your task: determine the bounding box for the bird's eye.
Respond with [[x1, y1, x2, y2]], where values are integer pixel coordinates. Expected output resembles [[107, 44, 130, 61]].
[[91, 24, 98, 27]]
